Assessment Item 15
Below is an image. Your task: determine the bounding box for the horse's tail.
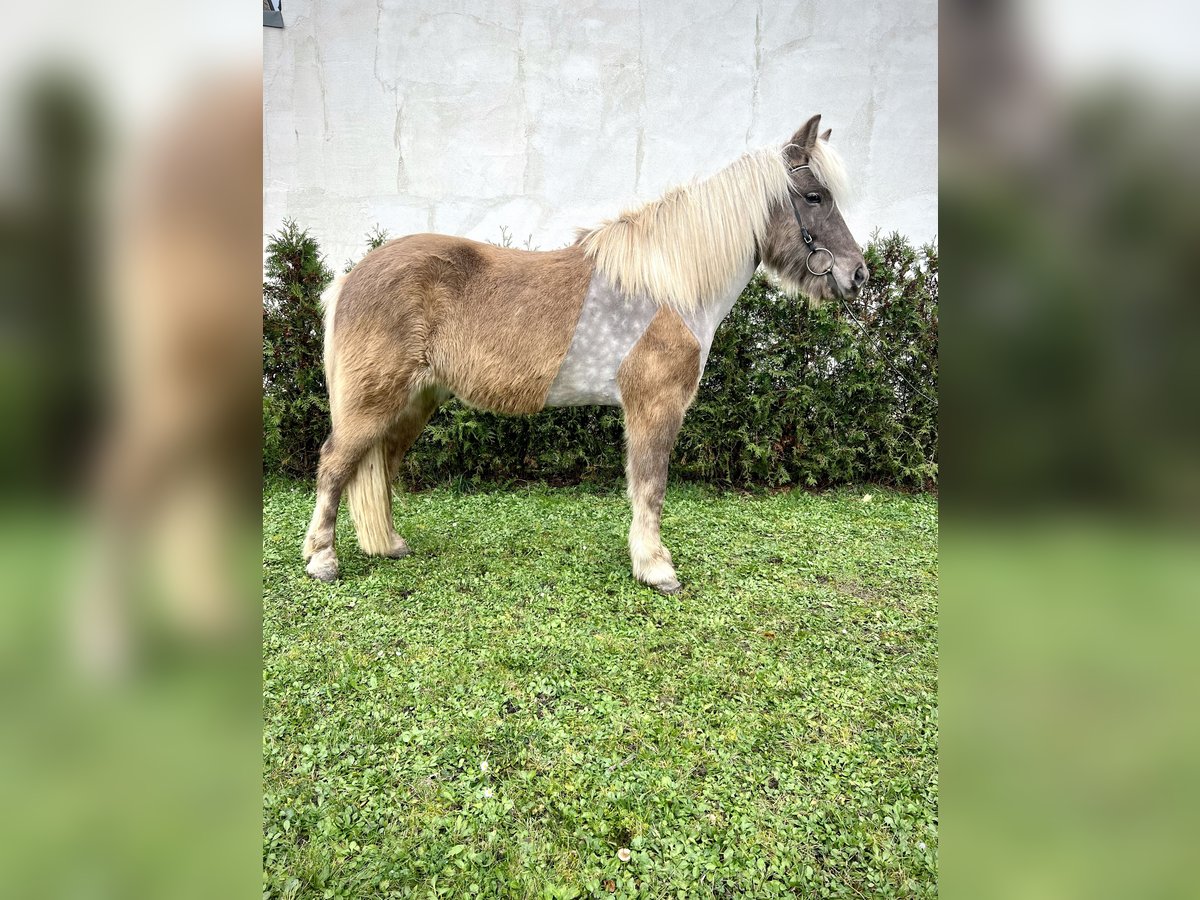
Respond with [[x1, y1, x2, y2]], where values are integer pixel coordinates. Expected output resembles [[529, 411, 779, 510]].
[[346, 442, 395, 555], [322, 273, 397, 556], [320, 274, 345, 390]]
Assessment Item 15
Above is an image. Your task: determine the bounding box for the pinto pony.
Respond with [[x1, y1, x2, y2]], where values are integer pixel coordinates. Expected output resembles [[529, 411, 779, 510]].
[[303, 115, 867, 593]]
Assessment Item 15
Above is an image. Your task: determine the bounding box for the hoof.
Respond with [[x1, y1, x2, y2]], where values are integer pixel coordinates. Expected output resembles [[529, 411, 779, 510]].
[[305, 548, 338, 582], [633, 552, 680, 596], [384, 537, 411, 559]]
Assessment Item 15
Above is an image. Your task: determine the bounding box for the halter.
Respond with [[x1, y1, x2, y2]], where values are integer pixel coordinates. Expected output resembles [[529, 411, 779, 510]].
[[788, 164, 835, 278]]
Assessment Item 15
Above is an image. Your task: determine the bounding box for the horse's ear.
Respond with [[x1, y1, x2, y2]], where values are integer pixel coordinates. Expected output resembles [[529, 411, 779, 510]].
[[820, 127, 832, 142], [785, 115, 822, 162]]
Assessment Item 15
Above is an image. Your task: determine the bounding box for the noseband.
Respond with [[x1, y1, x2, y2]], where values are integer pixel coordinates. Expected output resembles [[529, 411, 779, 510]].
[[788, 164, 835, 278]]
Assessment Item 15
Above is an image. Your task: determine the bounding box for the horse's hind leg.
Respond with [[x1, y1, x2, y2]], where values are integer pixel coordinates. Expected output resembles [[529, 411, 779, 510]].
[[370, 386, 446, 556], [387, 387, 446, 482], [617, 309, 701, 594], [302, 411, 386, 582], [303, 384, 442, 581]]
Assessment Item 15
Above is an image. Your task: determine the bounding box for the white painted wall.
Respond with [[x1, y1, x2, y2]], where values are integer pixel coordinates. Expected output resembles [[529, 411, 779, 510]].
[[264, 0, 937, 265]]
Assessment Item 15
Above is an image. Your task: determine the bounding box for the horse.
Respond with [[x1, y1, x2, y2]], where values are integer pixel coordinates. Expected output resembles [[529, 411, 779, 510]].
[[302, 114, 867, 594]]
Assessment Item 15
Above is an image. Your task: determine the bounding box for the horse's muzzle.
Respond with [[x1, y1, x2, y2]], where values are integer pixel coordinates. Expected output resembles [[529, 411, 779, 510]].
[[852, 263, 869, 291]]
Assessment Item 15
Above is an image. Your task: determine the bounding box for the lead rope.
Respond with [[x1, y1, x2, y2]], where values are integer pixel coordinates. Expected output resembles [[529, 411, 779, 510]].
[[832, 290, 938, 407]]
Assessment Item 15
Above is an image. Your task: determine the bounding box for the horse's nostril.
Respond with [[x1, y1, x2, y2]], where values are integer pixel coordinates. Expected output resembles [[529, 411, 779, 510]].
[[853, 264, 868, 287]]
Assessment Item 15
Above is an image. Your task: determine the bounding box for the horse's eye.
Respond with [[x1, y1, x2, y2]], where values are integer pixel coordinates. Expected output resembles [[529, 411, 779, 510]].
[[805, 192, 822, 205]]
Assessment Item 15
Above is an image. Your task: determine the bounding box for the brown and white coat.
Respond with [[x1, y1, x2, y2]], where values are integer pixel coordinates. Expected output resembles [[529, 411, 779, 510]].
[[303, 115, 868, 592]]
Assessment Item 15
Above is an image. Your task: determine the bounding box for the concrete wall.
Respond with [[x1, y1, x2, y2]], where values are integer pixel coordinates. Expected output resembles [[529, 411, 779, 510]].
[[264, 0, 937, 265]]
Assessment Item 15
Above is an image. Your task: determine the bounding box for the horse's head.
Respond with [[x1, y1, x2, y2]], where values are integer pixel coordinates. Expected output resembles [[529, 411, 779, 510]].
[[761, 115, 868, 300]]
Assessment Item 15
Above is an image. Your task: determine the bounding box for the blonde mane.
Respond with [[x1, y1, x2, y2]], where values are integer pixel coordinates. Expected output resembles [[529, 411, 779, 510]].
[[578, 139, 849, 312]]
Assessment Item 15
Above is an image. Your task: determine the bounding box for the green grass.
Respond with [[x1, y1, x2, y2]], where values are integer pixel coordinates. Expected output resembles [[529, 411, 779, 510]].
[[263, 481, 938, 898]]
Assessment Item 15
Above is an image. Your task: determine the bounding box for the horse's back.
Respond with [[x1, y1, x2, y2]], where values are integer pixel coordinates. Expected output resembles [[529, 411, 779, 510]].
[[334, 233, 594, 415]]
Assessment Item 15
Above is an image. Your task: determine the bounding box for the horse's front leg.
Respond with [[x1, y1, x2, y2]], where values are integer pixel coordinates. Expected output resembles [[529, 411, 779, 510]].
[[617, 308, 701, 594], [623, 402, 685, 593]]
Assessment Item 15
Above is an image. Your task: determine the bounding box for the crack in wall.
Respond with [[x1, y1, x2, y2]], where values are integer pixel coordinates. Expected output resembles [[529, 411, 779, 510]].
[[394, 101, 409, 192], [425, 10, 519, 36], [746, 0, 763, 146], [309, 1, 331, 141], [516, 0, 534, 195], [634, 0, 646, 192], [374, 0, 408, 192]]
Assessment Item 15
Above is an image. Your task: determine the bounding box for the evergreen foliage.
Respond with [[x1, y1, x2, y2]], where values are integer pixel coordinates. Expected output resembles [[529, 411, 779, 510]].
[[262, 220, 333, 476], [263, 227, 937, 489]]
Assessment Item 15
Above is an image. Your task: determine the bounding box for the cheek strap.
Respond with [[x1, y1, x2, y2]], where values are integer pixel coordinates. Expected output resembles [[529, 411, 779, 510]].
[[787, 164, 836, 278], [788, 192, 835, 277]]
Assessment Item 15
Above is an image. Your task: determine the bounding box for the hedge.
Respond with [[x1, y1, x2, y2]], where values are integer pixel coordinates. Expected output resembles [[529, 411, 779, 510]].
[[263, 223, 936, 489]]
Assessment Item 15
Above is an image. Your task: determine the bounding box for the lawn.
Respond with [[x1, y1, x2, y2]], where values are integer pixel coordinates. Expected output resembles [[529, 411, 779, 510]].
[[263, 481, 938, 898]]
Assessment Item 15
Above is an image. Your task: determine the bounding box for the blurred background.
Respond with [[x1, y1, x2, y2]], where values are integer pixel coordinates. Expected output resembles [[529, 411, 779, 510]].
[[942, 0, 1200, 897], [0, 1, 260, 898]]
